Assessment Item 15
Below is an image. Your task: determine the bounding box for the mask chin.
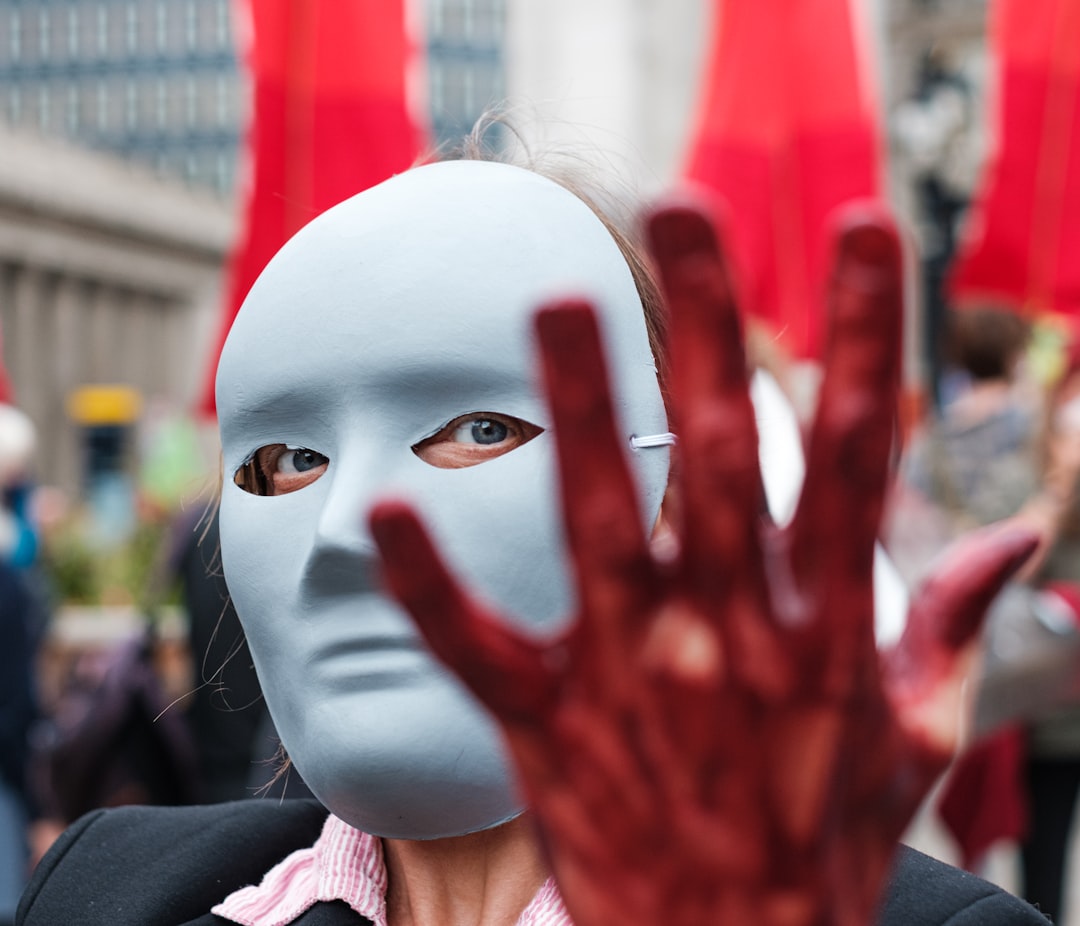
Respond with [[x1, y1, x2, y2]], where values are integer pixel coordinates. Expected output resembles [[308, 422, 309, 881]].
[[285, 679, 527, 839]]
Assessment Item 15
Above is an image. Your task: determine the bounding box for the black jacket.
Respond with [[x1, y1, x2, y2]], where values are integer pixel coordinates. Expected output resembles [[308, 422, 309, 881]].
[[18, 799, 1048, 925]]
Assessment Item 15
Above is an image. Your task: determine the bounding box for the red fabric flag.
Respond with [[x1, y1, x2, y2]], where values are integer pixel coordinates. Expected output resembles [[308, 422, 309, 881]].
[[0, 333, 13, 405], [937, 725, 1029, 871], [683, 0, 884, 360], [949, 0, 1080, 321], [198, 0, 428, 416]]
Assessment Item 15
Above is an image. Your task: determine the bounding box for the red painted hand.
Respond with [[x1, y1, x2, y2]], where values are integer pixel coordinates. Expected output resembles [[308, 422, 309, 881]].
[[369, 203, 1037, 926]]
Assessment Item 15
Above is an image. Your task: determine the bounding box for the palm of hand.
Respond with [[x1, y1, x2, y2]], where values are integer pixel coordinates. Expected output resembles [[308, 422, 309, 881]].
[[371, 203, 1036, 926]]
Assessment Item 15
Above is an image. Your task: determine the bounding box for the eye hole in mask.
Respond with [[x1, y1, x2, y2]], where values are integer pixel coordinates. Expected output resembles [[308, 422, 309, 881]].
[[412, 412, 543, 469], [234, 444, 330, 496]]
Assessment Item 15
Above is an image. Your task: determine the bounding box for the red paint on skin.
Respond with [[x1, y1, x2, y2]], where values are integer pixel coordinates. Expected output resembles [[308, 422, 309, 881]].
[[369, 203, 1038, 926]]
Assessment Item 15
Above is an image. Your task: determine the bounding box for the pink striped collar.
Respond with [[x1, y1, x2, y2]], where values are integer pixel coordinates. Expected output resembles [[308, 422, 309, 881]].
[[212, 813, 571, 925]]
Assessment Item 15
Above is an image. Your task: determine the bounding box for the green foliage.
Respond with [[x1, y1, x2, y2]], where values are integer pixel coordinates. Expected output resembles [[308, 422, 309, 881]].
[[41, 514, 180, 611]]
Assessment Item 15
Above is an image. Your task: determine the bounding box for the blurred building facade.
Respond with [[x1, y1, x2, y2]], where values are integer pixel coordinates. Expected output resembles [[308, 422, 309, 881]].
[[426, 0, 505, 146], [0, 123, 231, 495], [0, 0, 508, 196], [0, 0, 241, 196]]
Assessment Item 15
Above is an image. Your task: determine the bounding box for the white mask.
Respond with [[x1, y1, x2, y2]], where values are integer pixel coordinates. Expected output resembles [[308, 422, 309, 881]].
[[216, 160, 670, 839]]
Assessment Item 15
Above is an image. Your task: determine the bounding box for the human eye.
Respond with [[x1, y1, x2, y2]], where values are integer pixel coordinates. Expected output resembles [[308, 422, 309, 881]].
[[412, 412, 542, 469], [233, 444, 330, 496]]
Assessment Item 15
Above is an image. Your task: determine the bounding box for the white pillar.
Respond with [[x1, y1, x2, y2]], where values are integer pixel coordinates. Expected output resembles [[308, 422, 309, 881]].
[[504, 0, 710, 193]]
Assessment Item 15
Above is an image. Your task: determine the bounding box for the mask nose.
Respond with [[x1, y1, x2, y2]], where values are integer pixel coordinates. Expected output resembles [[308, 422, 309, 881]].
[[301, 455, 388, 596]]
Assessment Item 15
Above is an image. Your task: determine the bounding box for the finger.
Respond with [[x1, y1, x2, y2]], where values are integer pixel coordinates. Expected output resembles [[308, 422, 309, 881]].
[[647, 202, 767, 607], [535, 302, 660, 655], [369, 499, 557, 722], [790, 207, 903, 640], [883, 522, 1039, 752]]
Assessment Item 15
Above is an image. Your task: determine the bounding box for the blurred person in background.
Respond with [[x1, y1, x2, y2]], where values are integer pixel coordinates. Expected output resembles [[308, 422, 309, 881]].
[[902, 305, 1040, 543], [0, 406, 43, 926], [1013, 346, 1080, 922], [165, 503, 311, 802], [890, 308, 1080, 921], [0, 558, 36, 926], [888, 305, 1041, 590]]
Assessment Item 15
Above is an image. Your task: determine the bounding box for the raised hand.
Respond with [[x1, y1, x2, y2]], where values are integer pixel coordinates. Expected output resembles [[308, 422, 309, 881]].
[[369, 202, 1037, 926]]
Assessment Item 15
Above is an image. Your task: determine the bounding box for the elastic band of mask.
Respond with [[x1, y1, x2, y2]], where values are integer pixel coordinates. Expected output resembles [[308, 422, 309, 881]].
[[629, 432, 678, 450]]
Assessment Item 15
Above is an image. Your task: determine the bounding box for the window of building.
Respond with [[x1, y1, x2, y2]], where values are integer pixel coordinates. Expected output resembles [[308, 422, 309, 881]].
[[137, 0, 156, 56], [463, 0, 475, 41], [212, 72, 226, 128], [197, 0, 218, 50], [37, 83, 51, 132], [184, 0, 197, 52], [440, 0, 465, 40], [125, 2, 138, 54], [166, 74, 185, 129], [428, 0, 443, 36], [65, 83, 79, 134], [95, 79, 109, 132], [35, 7, 50, 62], [7, 85, 21, 125], [8, 9, 20, 64], [215, 0, 229, 49], [137, 78, 155, 127], [79, 80, 95, 129], [124, 78, 137, 130], [430, 61, 443, 114], [19, 6, 37, 64], [67, 4, 80, 58], [95, 3, 108, 57], [184, 73, 196, 128], [166, 0, 185, 54], [154, 0, 167, 53], [479, 66, 502, 109], [471, 0, 501, 43], [215, 149, 232, 195], [154, 76, 166, 130], [441, 60, 466, 118], [108, 2, 126, 56], [78, 4, 96, 59], [53, 5, 69, 61]]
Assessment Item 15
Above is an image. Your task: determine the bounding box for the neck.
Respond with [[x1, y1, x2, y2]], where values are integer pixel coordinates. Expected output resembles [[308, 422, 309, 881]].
[[949, 377, 1014, 423], [382, 814, 549, 926]]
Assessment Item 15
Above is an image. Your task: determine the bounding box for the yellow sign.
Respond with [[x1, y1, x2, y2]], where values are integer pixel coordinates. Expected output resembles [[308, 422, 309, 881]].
[[66, 385, 142, 425]]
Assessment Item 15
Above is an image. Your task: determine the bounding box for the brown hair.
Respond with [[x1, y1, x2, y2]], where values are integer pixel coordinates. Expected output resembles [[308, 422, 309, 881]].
[[946, 304, 1030, 382]]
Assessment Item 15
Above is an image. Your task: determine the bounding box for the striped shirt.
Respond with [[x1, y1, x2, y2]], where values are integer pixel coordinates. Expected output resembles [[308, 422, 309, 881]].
[[213, 813, 572, 925]]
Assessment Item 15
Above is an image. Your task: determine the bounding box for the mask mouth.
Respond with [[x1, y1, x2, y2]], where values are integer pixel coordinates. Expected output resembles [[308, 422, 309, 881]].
[[310, 632, 429, 666], [305, 632, 445, 694]]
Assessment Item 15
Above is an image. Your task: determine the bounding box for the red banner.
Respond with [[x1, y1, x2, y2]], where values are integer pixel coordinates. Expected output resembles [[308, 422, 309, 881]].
[[198, 0, 428, 416], [949, 0, 1080, 321], [683, 0, 884, 360], [0, 332, 12, 405]]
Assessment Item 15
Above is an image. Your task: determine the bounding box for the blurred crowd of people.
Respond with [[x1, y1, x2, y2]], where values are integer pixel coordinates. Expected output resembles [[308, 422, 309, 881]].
[[0, 414, 308, 926], [888, 304, 1080, 924]]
